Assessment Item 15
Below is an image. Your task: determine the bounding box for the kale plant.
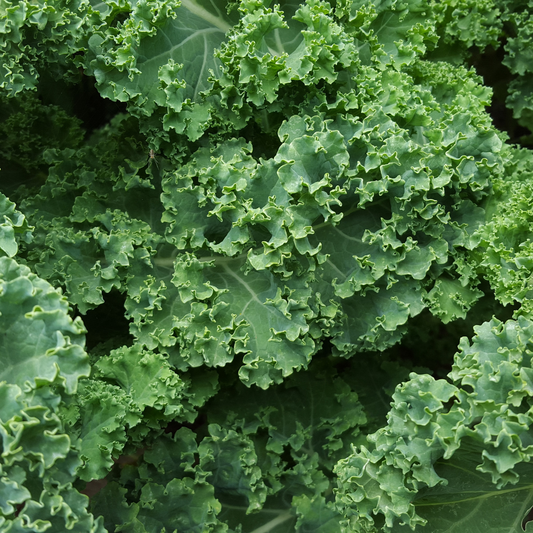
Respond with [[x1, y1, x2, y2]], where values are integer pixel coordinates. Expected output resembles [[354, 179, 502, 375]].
[[1, 0, 533, 531]]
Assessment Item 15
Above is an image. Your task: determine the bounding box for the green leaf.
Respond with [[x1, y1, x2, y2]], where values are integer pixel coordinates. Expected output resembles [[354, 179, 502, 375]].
[[425, 277, 484, 323], [0, 0, 87, 95], [199, 424, 268, 513], [0, 192, 33, 257], [392, 444, 533, 533], [83, 0, 239, 140], [432, 0, 502, 50], [94, 346, 186, 415], [71, 380, 131, 482], [132, 478, 227, 532], [0, 257, 89, 394]]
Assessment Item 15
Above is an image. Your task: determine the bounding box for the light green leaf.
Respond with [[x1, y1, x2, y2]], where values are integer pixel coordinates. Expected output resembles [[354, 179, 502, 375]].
[[0, 192, 32, 257], [84, 0, 239, 140], [72, 381, 131, 482], [425, 277, 484, 323], [392, 444, 533, 533], [0, 257, 89, 394], [136, 478, 227, 532]]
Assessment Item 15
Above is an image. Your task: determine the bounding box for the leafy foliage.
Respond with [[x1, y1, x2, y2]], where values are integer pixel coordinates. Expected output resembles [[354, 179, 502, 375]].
[[1, 0, 533, 532]]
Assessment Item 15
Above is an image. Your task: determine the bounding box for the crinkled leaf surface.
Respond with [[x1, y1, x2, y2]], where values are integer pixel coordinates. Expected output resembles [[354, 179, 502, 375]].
[[392, 445, 533, 533], [335, 316, 533, 532], [0, 192, 32, 257], [2, 0, 533, 532], [0, 256, 89, 393], [0, 259, 104, 532]]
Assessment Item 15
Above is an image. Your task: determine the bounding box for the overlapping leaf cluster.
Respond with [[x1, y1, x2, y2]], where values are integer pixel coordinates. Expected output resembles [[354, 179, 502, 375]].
[[336, 316, 533, 531], [0, 251, 104, 532], [18, 0, 505, 389], [2, 0, 533, 532], [432, 0, 533, 140]]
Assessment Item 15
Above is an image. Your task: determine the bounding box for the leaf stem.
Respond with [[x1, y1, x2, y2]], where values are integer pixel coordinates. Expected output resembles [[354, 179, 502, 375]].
[[248, 510, 294, 533], [180, 0, 232, 32]]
